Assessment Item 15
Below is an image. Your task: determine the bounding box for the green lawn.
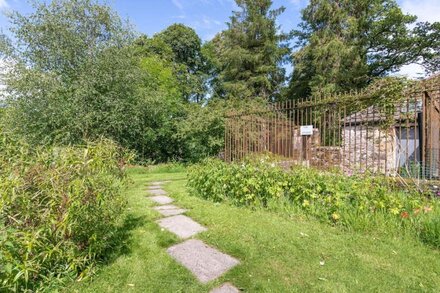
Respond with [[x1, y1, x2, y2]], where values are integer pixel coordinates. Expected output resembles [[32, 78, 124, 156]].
[[69, 166, 440, 292]]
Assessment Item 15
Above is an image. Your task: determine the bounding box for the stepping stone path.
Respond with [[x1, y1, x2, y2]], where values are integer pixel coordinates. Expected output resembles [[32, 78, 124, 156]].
[[210, 283, 240, 293], [157, 215, 207, 239], [146, 181, 241, 291], [153, 205, 187, 217], [148, 189, 168, 196], [149, 195, 174, 205], [168, 239, 239, 284]]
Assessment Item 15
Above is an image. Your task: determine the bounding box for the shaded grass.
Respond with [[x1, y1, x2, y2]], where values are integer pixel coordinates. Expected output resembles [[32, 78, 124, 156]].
[[69, 167, 440, 292], [68, 169, 205, 293]]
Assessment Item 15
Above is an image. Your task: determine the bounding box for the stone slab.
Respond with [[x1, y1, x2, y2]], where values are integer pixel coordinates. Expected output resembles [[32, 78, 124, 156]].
[[167, 239, 239, 284], [148, 189, 167, 196], [157, 215, 207, 239], [149, 181, 170, 185], [153, 205, 187, 216], [147, 185, 163, 190], [210, 283, 240, 293], [149, 195, 174, 205]]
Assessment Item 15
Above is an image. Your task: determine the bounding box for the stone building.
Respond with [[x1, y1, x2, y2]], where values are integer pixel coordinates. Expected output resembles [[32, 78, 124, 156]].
[[341, 97, 439, 177]]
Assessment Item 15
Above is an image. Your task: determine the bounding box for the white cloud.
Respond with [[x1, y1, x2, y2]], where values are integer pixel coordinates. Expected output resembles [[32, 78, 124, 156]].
[[192, 15, 222, 30], [172, 0, 183, 10], [0, 0, 9, 10], [401, 0, 440, 23]]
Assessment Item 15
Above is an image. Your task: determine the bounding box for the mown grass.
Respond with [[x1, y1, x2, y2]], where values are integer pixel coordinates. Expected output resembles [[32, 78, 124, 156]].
[[69, 167, 440, 292]]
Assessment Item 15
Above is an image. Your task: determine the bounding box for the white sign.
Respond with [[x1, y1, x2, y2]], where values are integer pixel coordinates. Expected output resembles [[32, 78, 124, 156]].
[[300, 125, 313, 136]]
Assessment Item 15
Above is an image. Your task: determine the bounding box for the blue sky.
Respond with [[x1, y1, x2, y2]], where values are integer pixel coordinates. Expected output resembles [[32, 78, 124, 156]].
[[0, 0, 307, 41], [1, 0, 439, 77]]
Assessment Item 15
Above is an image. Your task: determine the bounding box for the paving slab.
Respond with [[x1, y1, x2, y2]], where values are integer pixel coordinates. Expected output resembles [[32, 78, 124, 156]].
[[167, 239, 239, 284], [210, 283, 240, 293], [153, 205, 187, 216], [149, 181, 170, 186], [149, 195, 174, 205], [157, 215, 207, 239], [148, 189, 167, 196], [147, 185, 163, 190]]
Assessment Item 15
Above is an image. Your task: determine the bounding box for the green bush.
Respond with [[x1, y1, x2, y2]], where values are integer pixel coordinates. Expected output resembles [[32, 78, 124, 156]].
[[187, 156, 440, 240], [0, 131, 130, 291]]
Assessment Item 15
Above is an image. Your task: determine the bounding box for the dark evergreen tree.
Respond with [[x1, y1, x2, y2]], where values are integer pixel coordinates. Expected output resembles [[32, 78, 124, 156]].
[[209, 0, 291, 100]]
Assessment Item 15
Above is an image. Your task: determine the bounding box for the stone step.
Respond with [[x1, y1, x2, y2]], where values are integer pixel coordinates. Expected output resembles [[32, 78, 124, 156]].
[[167, 239, 239, 284], [149, 195, 174, 205], [148, 189, 167, 196], [157, 215, 207, 239], [210, 283, 240, 293], [149, 180, 170, 186], [153, 205, 187, 216]]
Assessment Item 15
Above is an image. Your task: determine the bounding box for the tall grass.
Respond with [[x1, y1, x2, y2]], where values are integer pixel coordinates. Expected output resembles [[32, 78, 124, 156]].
[[0, 130, 131, 292]]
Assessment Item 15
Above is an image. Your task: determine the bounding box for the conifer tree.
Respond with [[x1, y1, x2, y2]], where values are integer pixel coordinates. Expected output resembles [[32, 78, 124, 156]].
[[209, 0, 291, 100]]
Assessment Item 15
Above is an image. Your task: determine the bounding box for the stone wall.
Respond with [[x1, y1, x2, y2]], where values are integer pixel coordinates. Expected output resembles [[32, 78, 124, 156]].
[[342, 126, 397, 175], [311, 147, 342, 170]]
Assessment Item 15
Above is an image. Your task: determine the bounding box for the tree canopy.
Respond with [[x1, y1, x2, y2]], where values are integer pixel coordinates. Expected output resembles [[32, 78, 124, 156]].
[[206, 0, 291, 100], [134, 24, 210, 103], [0, 0, 184, 161], [0, 0, 439, 163], [288, 0, 440, 98]]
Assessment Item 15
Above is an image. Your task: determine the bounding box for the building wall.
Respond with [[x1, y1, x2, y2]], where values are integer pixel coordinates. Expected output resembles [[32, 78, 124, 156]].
[[342, 126, 397, 175]]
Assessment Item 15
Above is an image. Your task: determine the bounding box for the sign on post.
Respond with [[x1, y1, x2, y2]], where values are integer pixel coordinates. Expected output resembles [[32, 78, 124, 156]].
[[300, 125, 313, 136]]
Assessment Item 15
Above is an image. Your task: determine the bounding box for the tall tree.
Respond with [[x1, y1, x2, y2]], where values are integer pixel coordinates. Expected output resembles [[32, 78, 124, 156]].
[[0, 0, 183, 161], [209, 0, 291, 100], [289, 0, 440, 99], [133, 24, 209, 103]]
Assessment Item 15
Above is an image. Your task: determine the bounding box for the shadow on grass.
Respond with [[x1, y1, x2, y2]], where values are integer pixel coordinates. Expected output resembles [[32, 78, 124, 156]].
[[99, 213, 146, 265]]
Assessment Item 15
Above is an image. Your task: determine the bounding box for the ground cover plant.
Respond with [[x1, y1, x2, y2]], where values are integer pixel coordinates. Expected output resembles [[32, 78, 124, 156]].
[[0, 129, 130, 291], [69, 166, 440, 292], [187, 155, 440, 247]]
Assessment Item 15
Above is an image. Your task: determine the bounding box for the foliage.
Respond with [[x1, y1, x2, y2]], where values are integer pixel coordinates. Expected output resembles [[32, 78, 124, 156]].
[[156, 24, 209, 103], [418, 210, 440, 248], [187, 156, 440, 241], [0, 129, 130, 291], [134, 24, 210, 103], [175, 98, 269, 162], [70, 167, 440, 292], [289, 0, 440, 98], [206, 0, 291, 100], [0, 0, 185, 163]]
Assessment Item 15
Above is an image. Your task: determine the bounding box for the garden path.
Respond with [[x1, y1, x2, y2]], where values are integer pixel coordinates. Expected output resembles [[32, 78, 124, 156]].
[[146, 181, 240, 293]]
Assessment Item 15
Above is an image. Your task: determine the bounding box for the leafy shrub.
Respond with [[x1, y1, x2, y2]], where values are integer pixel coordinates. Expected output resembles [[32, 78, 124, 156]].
[[0, 131, 130, 291], [187, 156, 439, 238]]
